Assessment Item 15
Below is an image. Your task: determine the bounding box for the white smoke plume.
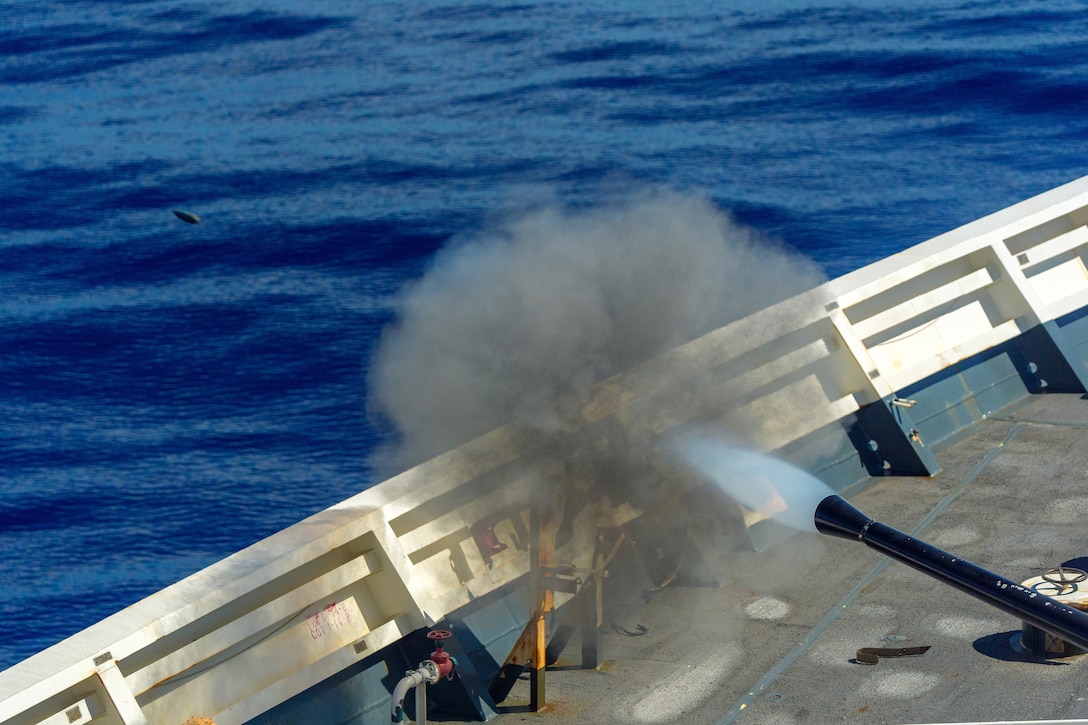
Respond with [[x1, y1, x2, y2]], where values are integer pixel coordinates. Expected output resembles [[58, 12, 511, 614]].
[[673, 433, 835, 533], [367, 188, 825, 476]]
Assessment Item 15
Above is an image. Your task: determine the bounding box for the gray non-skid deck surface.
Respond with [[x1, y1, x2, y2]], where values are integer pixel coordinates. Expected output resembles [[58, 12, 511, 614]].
[[453, 394, 1088, 725]]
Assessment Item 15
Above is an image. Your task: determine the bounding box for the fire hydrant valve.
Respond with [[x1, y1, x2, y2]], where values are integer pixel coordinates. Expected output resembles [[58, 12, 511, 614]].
[[390, 630, 458, 723], [427, 629, 456, 679]]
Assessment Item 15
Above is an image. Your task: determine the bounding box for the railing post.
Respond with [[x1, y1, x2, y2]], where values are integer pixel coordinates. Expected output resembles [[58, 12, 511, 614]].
[[528, 481, 556, 712], [96, 656, 149, 725]]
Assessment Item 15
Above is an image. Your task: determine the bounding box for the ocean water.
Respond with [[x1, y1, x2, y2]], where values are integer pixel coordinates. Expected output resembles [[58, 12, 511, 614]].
[[2, 0, 1087, 670]]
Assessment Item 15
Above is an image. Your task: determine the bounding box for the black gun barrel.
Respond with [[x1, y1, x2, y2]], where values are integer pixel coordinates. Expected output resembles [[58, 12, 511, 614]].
[[814, 494, 1088, 651]]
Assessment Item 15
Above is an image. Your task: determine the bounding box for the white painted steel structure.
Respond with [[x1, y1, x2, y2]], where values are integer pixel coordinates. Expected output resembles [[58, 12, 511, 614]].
[[6, 176, 1088, 725]]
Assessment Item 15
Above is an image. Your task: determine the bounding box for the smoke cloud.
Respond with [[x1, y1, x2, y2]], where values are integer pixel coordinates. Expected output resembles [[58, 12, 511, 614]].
[[367, 188, 825, 476]]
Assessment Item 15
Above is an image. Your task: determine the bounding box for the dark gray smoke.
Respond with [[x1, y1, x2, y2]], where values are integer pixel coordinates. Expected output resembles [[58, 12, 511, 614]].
[[367, 189, 825, 476]]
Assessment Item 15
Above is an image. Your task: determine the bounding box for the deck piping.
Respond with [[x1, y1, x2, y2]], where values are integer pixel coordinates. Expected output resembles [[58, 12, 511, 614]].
[[717, 422, 1027, 724]]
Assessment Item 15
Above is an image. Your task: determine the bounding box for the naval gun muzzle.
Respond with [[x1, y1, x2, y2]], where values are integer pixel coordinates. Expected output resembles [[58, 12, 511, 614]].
[[814, 494, 1088, 652]]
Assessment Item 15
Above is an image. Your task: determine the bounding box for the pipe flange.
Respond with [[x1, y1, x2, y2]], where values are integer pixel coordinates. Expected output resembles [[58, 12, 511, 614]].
[[417, 659, 441, 685]]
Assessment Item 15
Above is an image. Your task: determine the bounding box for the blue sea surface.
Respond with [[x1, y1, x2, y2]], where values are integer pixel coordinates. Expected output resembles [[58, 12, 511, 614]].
[[1, 0, 1087, 669]]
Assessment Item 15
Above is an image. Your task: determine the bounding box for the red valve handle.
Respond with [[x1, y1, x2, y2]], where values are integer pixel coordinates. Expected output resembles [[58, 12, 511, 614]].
[[427, 629, 453, 641]]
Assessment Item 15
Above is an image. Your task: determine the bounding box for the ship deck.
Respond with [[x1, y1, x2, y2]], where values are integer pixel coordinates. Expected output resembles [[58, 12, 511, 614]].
[[10, 179, 1088, 725], [460, 393, 1088, 725]]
